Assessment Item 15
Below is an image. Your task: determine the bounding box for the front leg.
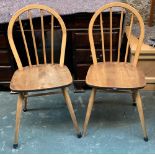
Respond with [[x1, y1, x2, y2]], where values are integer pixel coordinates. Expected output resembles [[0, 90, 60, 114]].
[[62, 87, 82, 138], [13, 93, 24, 148]]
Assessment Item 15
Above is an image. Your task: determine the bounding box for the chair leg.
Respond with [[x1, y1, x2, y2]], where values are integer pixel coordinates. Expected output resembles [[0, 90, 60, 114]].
[[23, 92, 28, 112], [62, 88, 82, 138], [132, 90, 136, 106], [13, 93, 24, 149], [135, 91, 148, 141], [83, 88, 96, 136]]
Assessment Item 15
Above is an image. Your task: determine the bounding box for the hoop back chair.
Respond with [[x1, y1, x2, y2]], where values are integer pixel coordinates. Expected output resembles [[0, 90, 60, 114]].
[[83, 2, 148, 141], [8, 4, 81, 148]]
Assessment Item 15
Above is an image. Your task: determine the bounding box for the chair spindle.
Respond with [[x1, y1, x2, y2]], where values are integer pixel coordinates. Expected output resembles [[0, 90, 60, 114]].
[[100, 13, 105, 62], [19, 17, 32, 66], [117, 10, 124, 62], [110, 8, 113, 62], [125, 13, 134, 62], [28, 11, 39, 65], [51, 15, 54, 64], [40, 9, 47, 64]]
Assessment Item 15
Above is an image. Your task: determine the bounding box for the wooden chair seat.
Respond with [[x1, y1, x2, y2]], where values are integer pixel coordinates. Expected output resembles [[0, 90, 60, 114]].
[[86, 62, 146, 89], [10, 64, 72, 92]]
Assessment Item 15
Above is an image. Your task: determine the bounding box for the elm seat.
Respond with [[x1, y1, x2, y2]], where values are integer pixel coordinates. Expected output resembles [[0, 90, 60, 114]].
[[86, 62, 146, 89], [10, 64, 73, 92]]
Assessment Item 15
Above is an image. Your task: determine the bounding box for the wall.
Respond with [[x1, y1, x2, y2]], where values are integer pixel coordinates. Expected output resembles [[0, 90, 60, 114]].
[[125, 0, 151, 24]]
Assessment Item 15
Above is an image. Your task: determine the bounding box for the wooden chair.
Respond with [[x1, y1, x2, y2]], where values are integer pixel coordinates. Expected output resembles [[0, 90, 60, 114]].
[[83, 2, 148, 141], [8, 4, 81, 149]]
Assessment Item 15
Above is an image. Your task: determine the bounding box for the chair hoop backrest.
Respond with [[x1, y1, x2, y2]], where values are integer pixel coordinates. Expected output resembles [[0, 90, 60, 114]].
[[8, 4, 67, 70], [89, 2, 144, 66]]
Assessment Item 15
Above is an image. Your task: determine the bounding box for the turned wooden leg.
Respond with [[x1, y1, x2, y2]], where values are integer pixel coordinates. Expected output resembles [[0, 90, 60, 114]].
[[83, 88, 96, 136], [23, 92, 28, 112], [62, 88, 81, 138], [135, 91, 148, 141], [13, 93, 24, 148], [132, 90, 137, 106]]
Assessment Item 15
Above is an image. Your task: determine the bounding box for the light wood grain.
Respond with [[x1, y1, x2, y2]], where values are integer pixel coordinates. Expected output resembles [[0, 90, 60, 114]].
[[135, 91, 148, 139], [40, 10, 47, 64], [86, 62, 146, 89], [88, 2, 144, 65], [51, 15, 54, 64], [62, 88, 81, 134], [110, 7, 113, 62], [85, 3, 146, 139], [8, 4, 67, 69], [8, 4, 70, 92], [83, 88, 96, 136], [85, 2, 147, 140], [125, 14, 133, 62], [28, 11, 39, 65], [8, 4, 79, 148], [13, 93, 23, 146], [10, 64, 73, 92], [117, 10, 124, 62], [100, 13, 105, 62], [19, 17, 32, 66]]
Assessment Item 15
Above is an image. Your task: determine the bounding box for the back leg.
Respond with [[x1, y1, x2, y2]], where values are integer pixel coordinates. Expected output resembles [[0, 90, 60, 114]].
[[23, 92, 28, 112], [132, 90, 136, 106], [135, 91, 148, 141]]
